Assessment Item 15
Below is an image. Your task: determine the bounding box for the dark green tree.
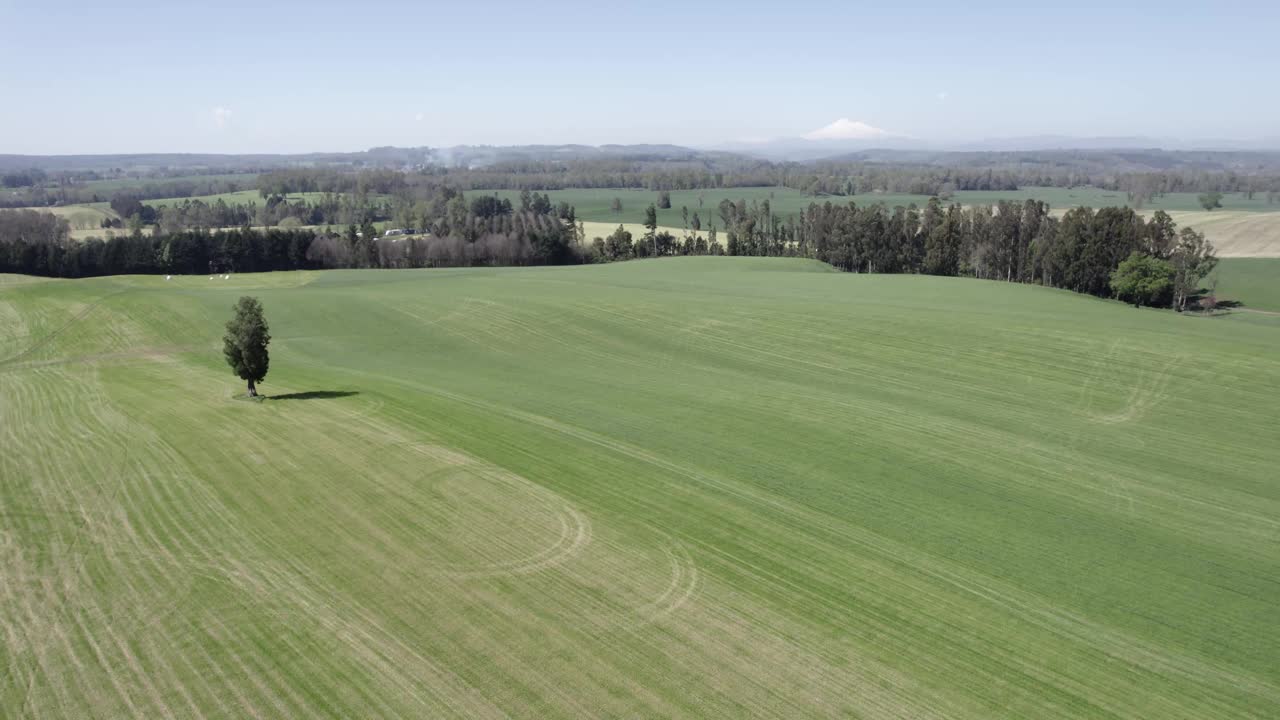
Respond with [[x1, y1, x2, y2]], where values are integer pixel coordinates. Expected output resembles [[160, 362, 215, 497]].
[[1198, 191, 1223, 211], [223, 296, 271, 397], [658, 191, 671, 209], [604, 224, 633, 260]]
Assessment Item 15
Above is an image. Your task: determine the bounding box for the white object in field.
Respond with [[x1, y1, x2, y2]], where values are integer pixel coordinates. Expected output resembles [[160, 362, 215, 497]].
[[165, 275, 171, 280], [223, 274, 229, 279], [209, 276, 213, 280]]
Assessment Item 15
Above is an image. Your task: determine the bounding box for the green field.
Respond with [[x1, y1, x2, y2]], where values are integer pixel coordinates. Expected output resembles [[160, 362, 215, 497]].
[[1213, 258, 1280, 311], [78, 173, 260, 195], [2, 258, 1278, 718]]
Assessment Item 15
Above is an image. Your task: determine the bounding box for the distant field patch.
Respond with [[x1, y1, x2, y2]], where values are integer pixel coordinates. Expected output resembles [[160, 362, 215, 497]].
[[79, 172, 260, 194], [578, 221, 717, 245], [1159, 211, 1280, 257], [16, 203, 117, 230]]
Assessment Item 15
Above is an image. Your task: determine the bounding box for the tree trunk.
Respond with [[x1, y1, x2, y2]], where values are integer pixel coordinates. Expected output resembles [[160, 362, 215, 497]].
[[247, 379, 257, 397]]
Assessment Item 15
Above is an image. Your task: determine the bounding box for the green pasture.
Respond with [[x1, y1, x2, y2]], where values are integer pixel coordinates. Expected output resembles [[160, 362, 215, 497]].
[[1213, 258, 1280, 311], [2, 258, 1278, 718]]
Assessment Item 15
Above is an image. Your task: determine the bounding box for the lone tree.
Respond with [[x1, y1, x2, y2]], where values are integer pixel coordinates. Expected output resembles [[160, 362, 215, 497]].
[[643, 203, 659, 255], [1198, 191, 1223, 211], [223, 296, 270, 397]]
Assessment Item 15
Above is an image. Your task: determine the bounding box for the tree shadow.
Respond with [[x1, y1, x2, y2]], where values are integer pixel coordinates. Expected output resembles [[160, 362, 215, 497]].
[[267, 390, 360, 401]]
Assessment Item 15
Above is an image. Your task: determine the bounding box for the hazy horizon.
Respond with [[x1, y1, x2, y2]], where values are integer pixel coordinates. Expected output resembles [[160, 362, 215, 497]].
[[3, 0, 1278, 155]]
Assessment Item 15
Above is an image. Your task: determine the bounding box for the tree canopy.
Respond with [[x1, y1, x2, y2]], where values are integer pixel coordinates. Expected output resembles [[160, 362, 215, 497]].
[[1110, 252, 1174, 308]]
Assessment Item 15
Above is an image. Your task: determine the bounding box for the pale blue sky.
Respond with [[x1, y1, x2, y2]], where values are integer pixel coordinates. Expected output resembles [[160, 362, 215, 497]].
[[2, 0, 1277, 154]]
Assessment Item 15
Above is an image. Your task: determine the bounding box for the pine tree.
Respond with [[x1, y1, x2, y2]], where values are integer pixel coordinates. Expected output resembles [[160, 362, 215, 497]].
[[223, 296, 271, 397]]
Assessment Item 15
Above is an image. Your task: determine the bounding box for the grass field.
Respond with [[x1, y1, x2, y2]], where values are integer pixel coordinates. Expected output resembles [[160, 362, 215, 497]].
[[76, 174, 260, 195], [1213, 258, 1280, 311], [2, 258, 1278, 718]]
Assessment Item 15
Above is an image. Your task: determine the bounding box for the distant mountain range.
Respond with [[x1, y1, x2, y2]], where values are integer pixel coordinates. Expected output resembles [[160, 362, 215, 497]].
[[709, 135, 1280, 162], [5, 139, 1280, 174]]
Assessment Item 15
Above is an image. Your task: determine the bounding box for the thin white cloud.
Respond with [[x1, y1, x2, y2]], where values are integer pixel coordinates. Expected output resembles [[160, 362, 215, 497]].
[[936, 91, 949, 102], [213, 106, 232, 129], [803, 118, 892, 141], [414, 112, 425, 122]]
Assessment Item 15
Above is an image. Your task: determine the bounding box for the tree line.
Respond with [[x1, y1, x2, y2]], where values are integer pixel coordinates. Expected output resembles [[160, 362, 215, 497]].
[[238, 161, 1280, 203], [1, 176, 255, 210], [0, 201, 585, 277], [579, 198, 1217, 310], [0, 196, 1221, 311]]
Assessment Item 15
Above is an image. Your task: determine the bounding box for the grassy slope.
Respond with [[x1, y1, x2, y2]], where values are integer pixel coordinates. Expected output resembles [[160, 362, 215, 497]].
[[2, 259, 1279, 718], [20, 203, 117, 230], [1213, 258, 1280, 310]]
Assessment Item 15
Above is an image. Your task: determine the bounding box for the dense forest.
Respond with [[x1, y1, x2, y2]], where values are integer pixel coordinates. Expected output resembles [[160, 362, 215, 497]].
[[0, 200, 581, 276], [256, 160, 1280, 200]]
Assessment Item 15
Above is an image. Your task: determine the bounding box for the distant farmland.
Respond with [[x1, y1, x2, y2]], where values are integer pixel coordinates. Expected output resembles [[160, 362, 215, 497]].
[[16, 184, 1280, 256], [477, 187, 1280, 256], [475, 186, 1280, 225], [143, 189, 330, 208], [78, 172, 260, 194], [2, 258, 1278, 718]]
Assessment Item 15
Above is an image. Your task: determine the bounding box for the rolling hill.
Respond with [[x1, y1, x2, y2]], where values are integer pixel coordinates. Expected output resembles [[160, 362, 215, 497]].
[[1, 258, 1278, 718]]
